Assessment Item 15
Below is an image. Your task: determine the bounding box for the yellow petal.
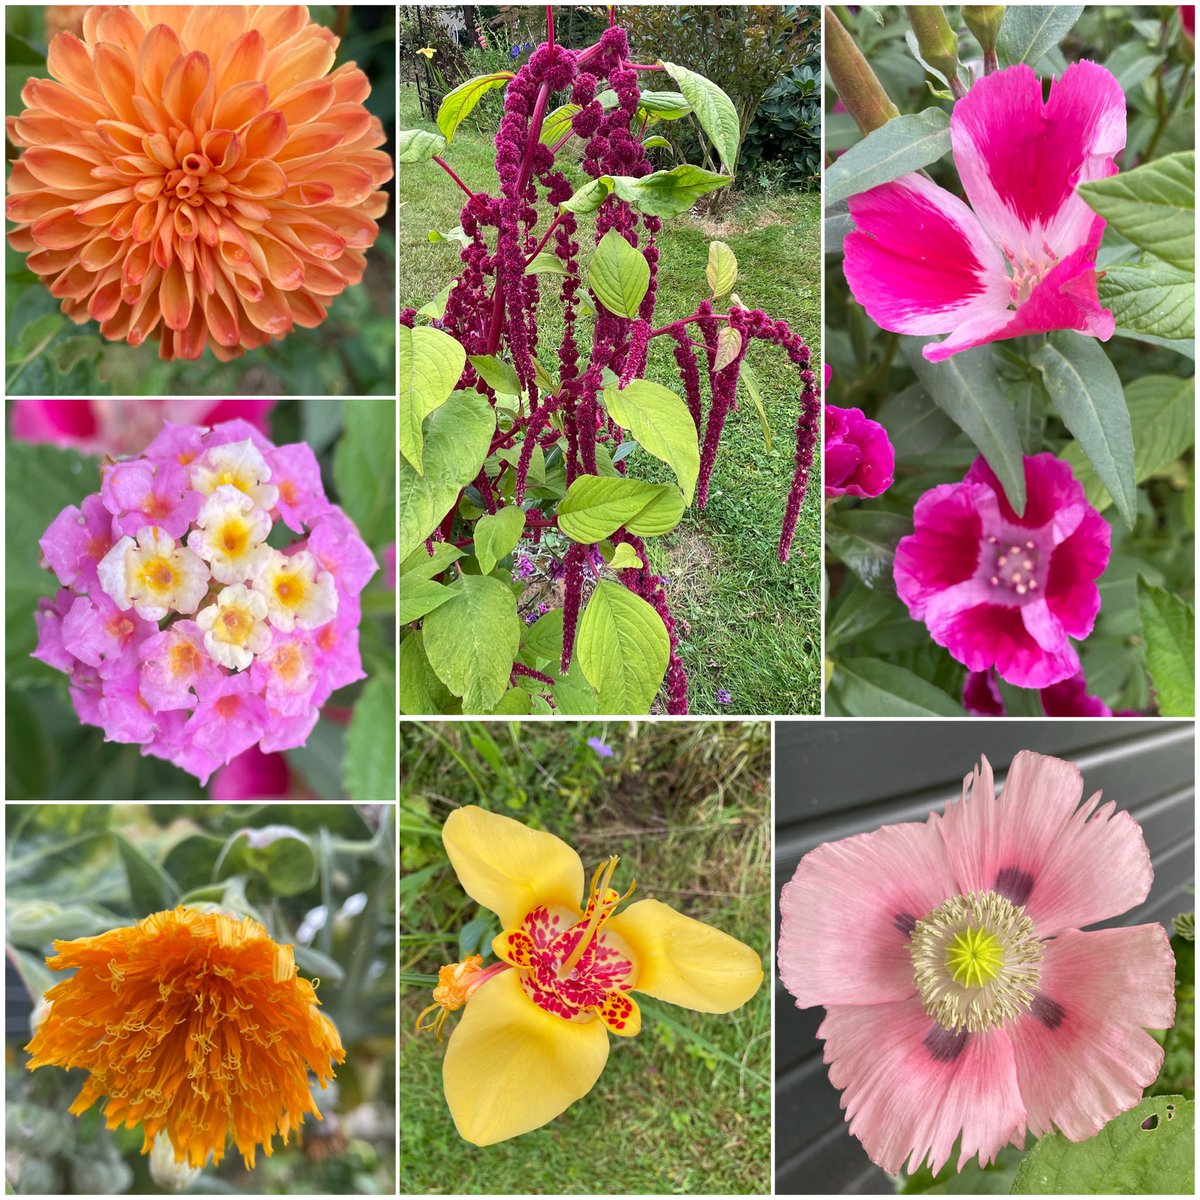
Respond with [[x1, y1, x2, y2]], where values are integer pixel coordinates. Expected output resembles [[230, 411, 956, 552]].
[[442, 806, 584, 930], [606, 898, 764, 1013], [442, 969, 609, 1145], [595, 989, 640, 1037]]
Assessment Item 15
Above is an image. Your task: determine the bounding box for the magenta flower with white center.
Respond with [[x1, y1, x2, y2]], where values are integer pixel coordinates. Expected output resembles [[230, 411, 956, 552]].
[[778, 751, 1175, 1176], [894, 453, 1110, 689], [33, 418, 378, 787], [844, 62, 1125, 362]]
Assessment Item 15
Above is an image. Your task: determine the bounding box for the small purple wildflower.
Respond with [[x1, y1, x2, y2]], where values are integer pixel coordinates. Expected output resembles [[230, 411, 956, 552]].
[[513, 554, 537, 581], [587, 736, 614, 758], [716, 689, 732, 706]]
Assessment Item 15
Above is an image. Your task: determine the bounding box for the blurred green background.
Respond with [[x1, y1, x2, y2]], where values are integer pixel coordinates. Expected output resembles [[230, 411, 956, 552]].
[[5, 6, 395, 396], [4, 398, 397, 801], [399, 720, 771, 1194], [4, 802, 396, 1194]]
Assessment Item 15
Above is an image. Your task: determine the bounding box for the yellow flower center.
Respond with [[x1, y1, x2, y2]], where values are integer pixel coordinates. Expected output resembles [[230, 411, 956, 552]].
[[139, 556, 178, 594], [220, 608, 253, 643], [219, 518, 249, 555], [945, 926, 1004, 988], [274, 573, 305, 606]]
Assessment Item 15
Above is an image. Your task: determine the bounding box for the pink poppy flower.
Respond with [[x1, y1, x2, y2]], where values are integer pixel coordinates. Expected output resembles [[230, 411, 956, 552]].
[[894, 453, 1110, 689], [778, 751, 1175, 1176], [844, 62, 1125, 362], [825, 404, 895, 498]]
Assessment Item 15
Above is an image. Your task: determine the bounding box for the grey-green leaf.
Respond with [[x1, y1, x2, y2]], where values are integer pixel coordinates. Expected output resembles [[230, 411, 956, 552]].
[[398, 128, 447, 164], [831, 658, 968, 717], [996, 6, 1084, 67], [1100, 259, 1195, 340], [825, 109, 952, 206]]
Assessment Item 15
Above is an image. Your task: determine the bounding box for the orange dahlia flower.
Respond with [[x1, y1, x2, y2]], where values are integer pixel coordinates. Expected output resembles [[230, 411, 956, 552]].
[[6, 5, 393, 361], [25, 906, 346, 1169]]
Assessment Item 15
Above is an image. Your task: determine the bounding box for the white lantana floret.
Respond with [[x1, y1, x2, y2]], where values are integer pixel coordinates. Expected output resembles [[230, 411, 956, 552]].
[[252, 548, 338, 631], [189, 439, 279, 512], [97, 526, 209, 621], [195, 583, 273, 670], [188, 484, 273, 585]]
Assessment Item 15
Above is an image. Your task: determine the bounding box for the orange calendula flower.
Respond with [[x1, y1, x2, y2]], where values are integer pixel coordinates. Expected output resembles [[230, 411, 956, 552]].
[[6, 5, 393, 361], [416, 806, 765, 1145], [25, 906, 345, 1169]]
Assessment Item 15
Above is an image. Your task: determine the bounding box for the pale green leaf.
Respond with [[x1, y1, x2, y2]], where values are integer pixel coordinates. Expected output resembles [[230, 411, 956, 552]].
[[473, 506, 526, 575], [333, 399, 395, 548], [400, 325, 465, 472], [661, 61, 740, 173], [607, 543, 644, 570], [468, 353, 521, 397], [588, 228, 650, 318], [1138, 581, 1194, 717], [399, 578, 453, 624], [739, 361, 772, 453], [557, 475, 685, 542], [602, 378, 700, 504], [577, 581, 669, 712], [706, 241, 737, 298], [609, 165, 732, 218], [436, 72, 513, 145], [345, 674, 397, 801], [399, 631, 457, 715], [398, 128, 447, 163]]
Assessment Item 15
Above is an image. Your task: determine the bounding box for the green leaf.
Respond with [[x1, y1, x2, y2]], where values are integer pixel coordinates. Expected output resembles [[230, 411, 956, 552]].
[[831, 658, 968, 717], [51, 335, 103, 374], [400, 324, 466, 472], [467, 353, 521, 397], [520, 608, 564, 662], [1080, 151, 1194, 271], [474, 506, 526, 574], [15, 312, 65, 360], [1099, 259, 1195, 340], [607, 543, 644, 570], [400, 541, 463, 582], [399, 578, 453, 624], [825, 510, 912, 592], [738, 362, 772, 453], [713, 326, 741, 372], [588, 228, 650, 318], [602, 379, 700, 504], [524, 250, 568, 276], [897, 1145, 1026, 1193], [397, 128, 447, 164], [1011, 1095, 1192, 1194], [540, 101, 582, 145], [399, 631, 457, 714], [899, 338, 1027, 514], [492, 686, 532, 714], [577, 581, 669, 713], [399, 388, 495, 560], [706, 241, 737, 298], [436, 72, 513, 144], [345, 673, 397, 801], [561, 176, 614, 214], [552, 656, 600, 715], [333, 398, 396, 551], [825, 109, 951, 206], [1060, 374, 1194, 511], [1138, 580, 1194, 717], [422, 574, 520, 713], [1031, 331, 1136, 527], [609, 165, 732, 219], [113, 830, 180, 913], [997, 5, 1084, 67], [661, 61, 740, 173], [215, 826, 318, 896], [7, 31, 47, 67], [642, 135, 673, 151], [557, 475, 685, 542], [636, 90, 692, 120]]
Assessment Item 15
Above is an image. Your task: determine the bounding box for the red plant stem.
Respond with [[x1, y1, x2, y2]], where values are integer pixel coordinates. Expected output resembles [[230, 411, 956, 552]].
[[649, 311, 731, 338], [525, 210, 570, 266], [546, 5, 555, 47], [627, 62, 665, 71], [432, 156, 475, 199], [550, 129, 575, 155]]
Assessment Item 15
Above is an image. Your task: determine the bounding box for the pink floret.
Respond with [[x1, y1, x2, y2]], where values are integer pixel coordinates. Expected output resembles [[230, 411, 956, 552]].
[[39, 494, 117, 590]]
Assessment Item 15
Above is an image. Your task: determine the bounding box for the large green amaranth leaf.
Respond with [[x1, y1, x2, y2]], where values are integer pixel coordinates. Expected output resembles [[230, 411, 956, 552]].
[[398, 388, 495, 560], [899, 338, 1027, 515], [1031, 332, 1136, 528], [609, 166, 732, 219], [473, 506, 526, 575], [1138, 580, 1194, 717], [345, 673, 397, 801], [1011, 1095, 1193, 1194], [588, 228, 650, 318], [996, 5, 1084, 67], [397, 128, 447, 163], [1079, 151, 1195, 271], [557, 475, 684, 542], [421, 574, 520, 713], [602, 379, 699, 504], [436, 72, 513, 145], [577, 581, 669, 713], [706, 241, 737, 298], [400, 325, 465, 472], [334, 399, 395, 549], [399, 631, 457, 715], [825, 109, 951, 206], [660, 61, 740, 173]]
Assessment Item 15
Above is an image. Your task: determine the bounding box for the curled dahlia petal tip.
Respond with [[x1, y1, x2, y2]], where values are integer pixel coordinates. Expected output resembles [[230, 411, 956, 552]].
[[7, 5, 393, 361]]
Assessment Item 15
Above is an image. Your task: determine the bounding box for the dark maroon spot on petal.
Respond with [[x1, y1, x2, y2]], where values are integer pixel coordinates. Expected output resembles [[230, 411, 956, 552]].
[[1031, 993, 1065, 1030], [924, 1025, 969, 1063], [893, 911, 917, 937], [993, 866, 1034, 906]]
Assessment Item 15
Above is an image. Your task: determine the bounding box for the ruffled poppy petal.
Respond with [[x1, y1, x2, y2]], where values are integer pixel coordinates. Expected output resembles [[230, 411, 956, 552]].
[[442, 806, 584, 930], [442, 969, 610, 1146], [1008, 926, 1174, 1141], [940, 750, 1152, 934], [604, 898, 763, 1012], [777, 818, 955, 1007], [819, 999, 1026, 1175]]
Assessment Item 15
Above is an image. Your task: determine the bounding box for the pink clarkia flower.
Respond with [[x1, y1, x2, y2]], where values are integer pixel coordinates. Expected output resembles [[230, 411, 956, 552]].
[[844, 63, 1125, 362], [32, 418, 377, 787], [209, 746, 292, 801], [778, 751, 1175, 1176], [825, 405, 895, 498], [964, 668, 1115, 717], [11, 400, 275, 457], [894, 453, 1110, 689]]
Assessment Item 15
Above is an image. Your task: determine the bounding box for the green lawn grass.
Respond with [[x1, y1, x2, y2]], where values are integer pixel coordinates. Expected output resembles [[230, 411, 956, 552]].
[[399, 721, 771, 1194], [400, 86, 821, 715]]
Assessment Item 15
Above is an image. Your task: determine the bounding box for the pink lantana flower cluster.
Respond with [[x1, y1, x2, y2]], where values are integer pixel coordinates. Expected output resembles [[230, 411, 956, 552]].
[[33, 419, 377, 785]]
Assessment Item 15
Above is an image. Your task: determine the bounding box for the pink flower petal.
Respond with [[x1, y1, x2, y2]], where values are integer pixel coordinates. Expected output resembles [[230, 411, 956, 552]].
[[778, 817, 957, 1007], [940, 751, 1152, 935], [820, 998, 1026, 1175], [894, 482, 985, 612], [1008, 926, 1174, 1142], [1045, 507, 1111, 638], [209, 745, 291, 800]]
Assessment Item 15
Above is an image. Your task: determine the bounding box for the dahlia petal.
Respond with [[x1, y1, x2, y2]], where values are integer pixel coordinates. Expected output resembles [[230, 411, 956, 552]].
[[23, 78, 104, 123], [162, 51, 214, 128], [22, 147, 102, 192], [92, 43, 140, 127], [297, 259, 347, 296], [94, 6, 147, 61], [442, 805, 584, 931], [273, 78, 335, 126], [257, 235, 305, 290], [250, 5, 310, 45], [241, 283, 293, 336], [137, 23, 185, 99], [325, 102, 374, 145], [267, 39, 337, 100], [242, 109, 288, 160], [160, 258, 193, 330], [778, 817, 957, 1007], [845, 173, 1010, 337], [7, 192, 68, 223], [940, 750, 1152, 934], [11, 113, 74, 146], [182, 5, 250, 59], [215, 29, 267, 92], [329, 63, 370, 105], [953, 62, 1126, 261], [32, 210, 93, 249], [820, 1000, 1025, 1175], [227, 158, 287, 199], [212, 80, 270, 130], [1009, 926, 1174, 1141], [47, 32, 100, 96], [442, 969, 610, 1147], [277, 122, 346, 162]]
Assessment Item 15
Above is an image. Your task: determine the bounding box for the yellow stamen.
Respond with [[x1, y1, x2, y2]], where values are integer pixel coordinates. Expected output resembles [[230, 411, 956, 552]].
[[413, 955, 488, 1041], [558, 857, 635, 979]]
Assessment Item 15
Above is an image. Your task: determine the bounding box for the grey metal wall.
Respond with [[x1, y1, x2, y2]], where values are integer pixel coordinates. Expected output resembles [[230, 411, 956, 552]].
[[773, 719, 1195, 1195]]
